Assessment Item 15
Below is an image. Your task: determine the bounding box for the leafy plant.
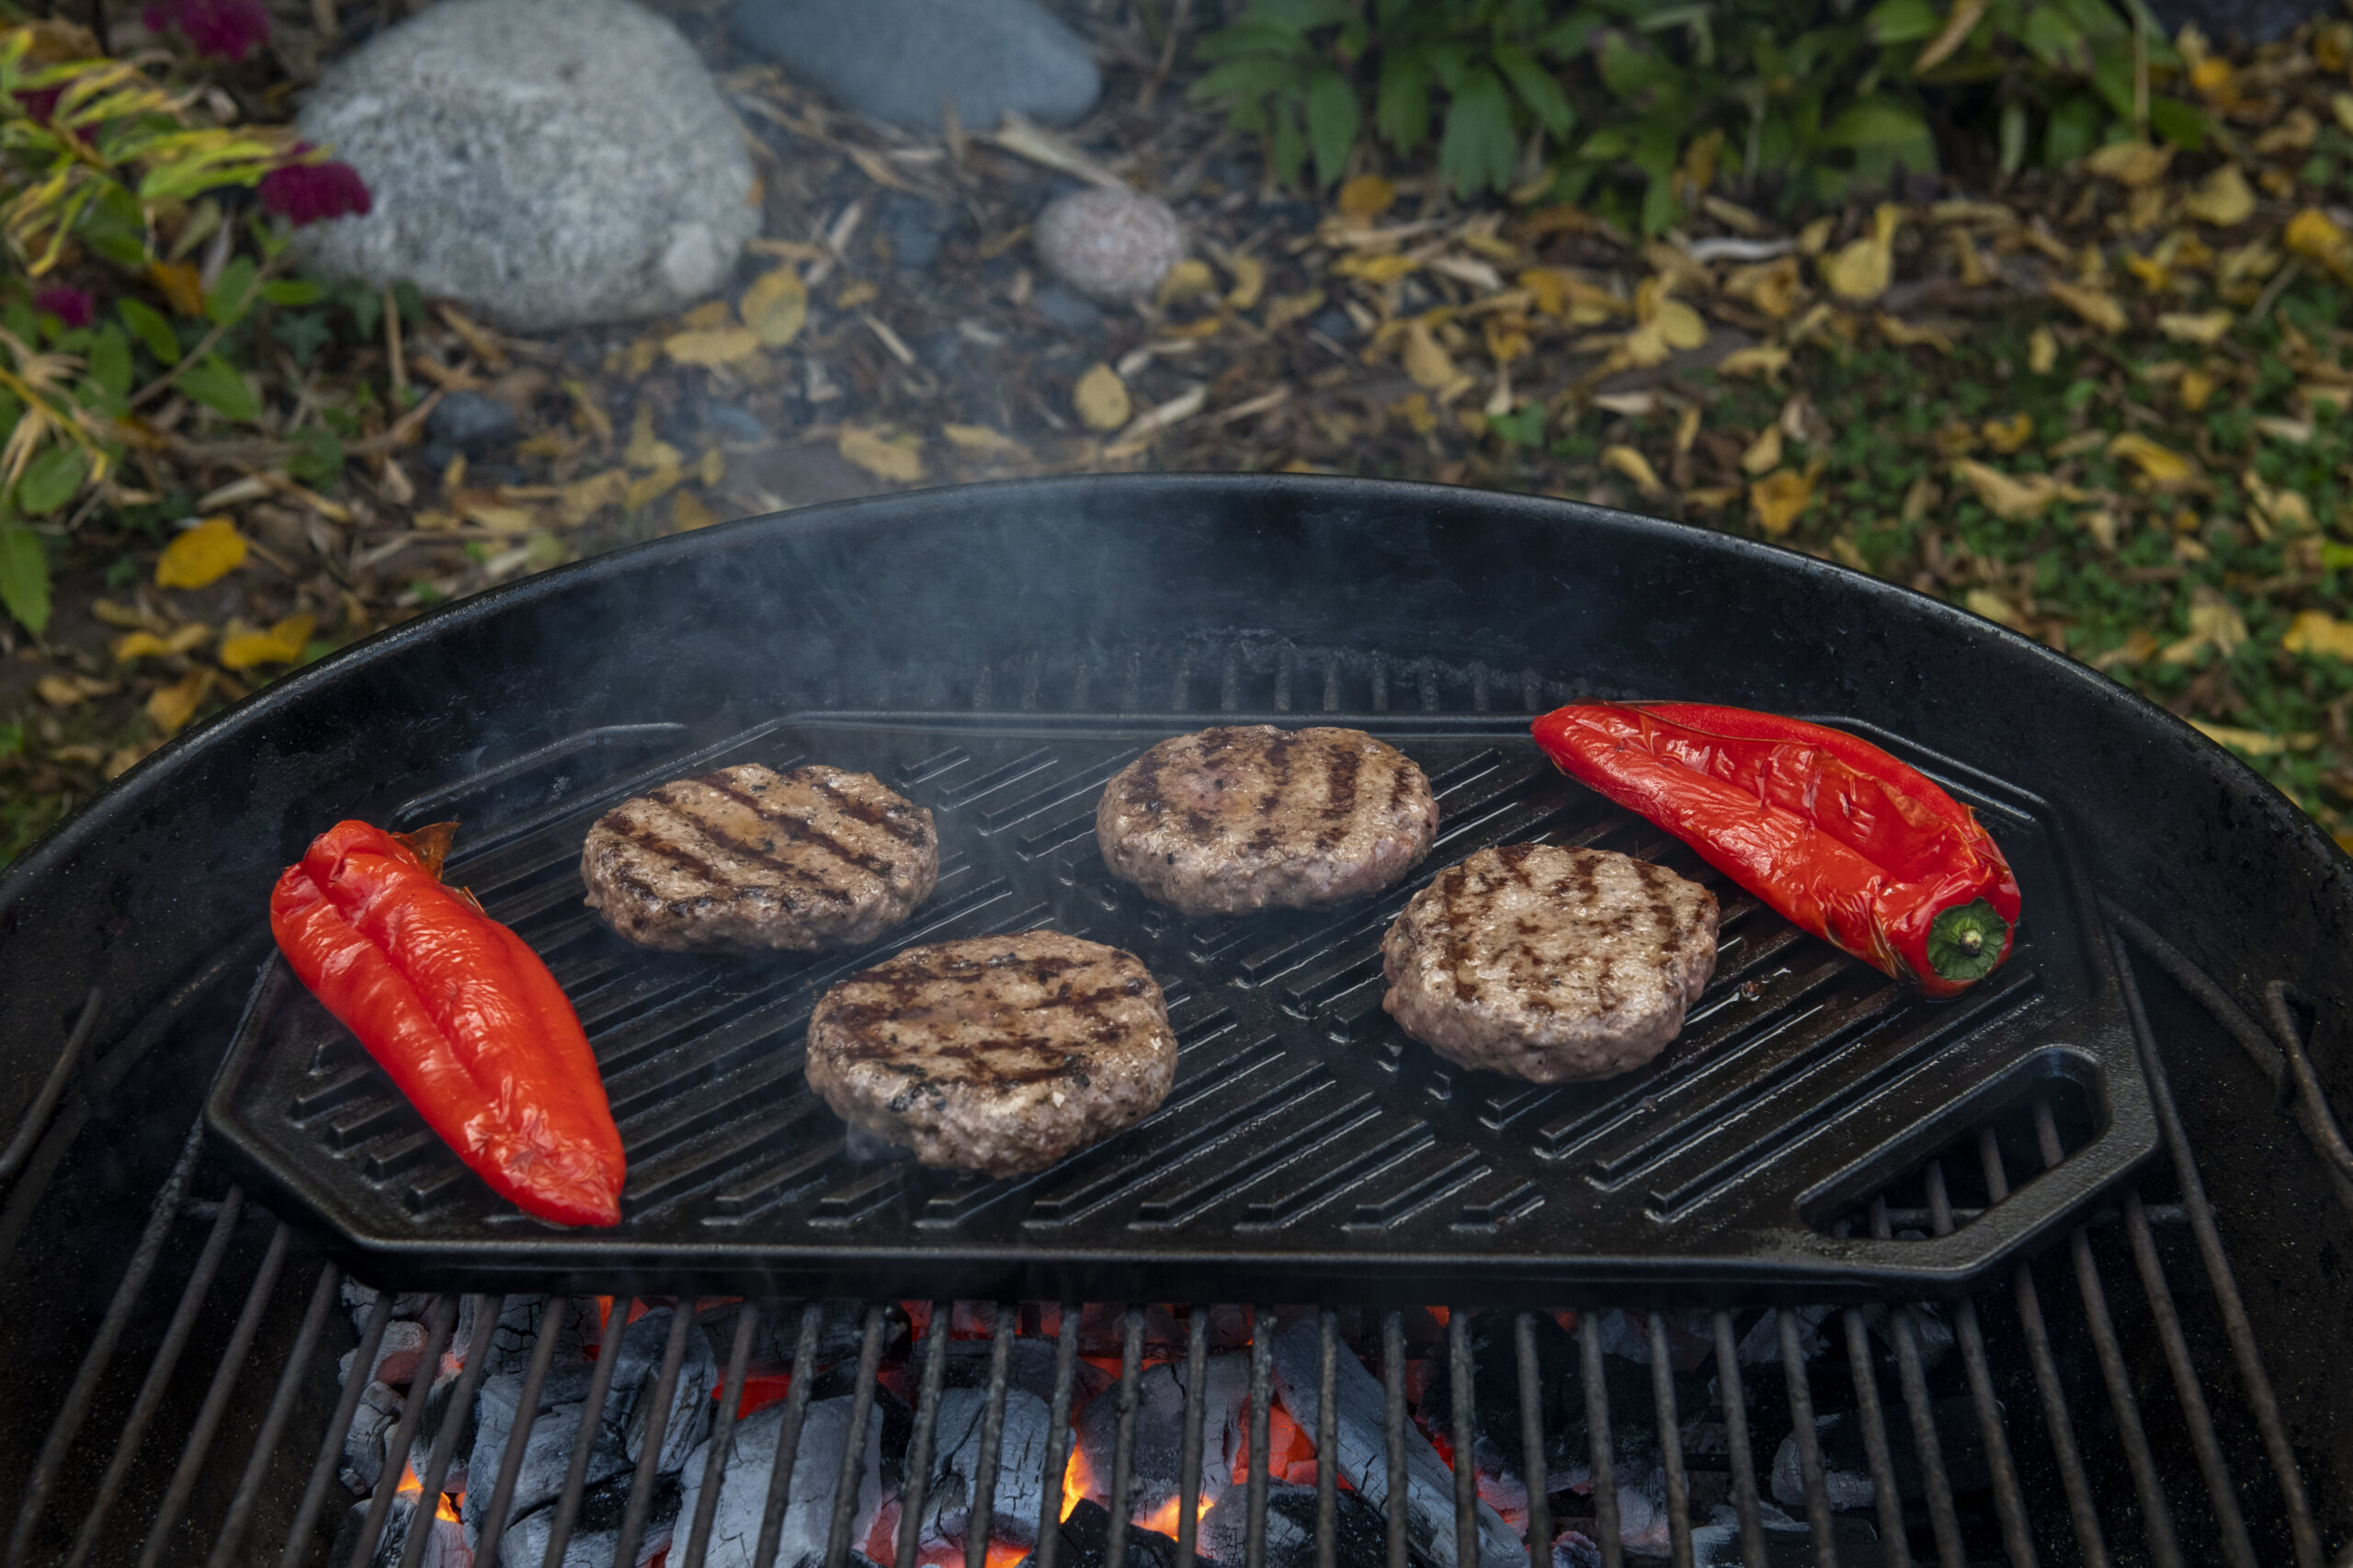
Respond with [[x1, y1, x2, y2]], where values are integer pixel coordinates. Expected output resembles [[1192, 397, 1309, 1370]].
[[1189, 0, 2202, 233]]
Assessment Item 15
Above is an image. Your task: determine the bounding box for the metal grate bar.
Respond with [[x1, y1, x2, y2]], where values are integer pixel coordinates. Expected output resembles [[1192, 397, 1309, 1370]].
[[896, 1301, 954, 1568], [963, 1303, 1017, 1568], [612, 1299, 699, 1568], [1245, 1307, 1275, 1568], [0, 986, 102, 1188], [754, 1303, 826, 1568], [2033, 1102, 2186, 1568], [1030, 1305, 1081, 1568], [136, 1217, 294, 1568], [1316, 1310, 1340, 1568], [1709, 1312, 1768, 1568], [397, 1292, 504, 1568], [1981, 1130, 2109, 1568], [1515, 1313, 1551, 1568], [471, 1295, 572, 1567], [1922, 1162, 2038, 1568], [1580, 1311, 1623, 1568], [822, 1304, 891, 1568], [1872, 1203, 1964, 1568], [278, 1290, 394, 1568], [535, 1293, 630, 1568], [2262, 981, 2353, 1186], [1382, 1312, 1408, 1568], [681, 1300, 764, 1568], [1449, 1310, 1477, 1568], [1776, 1311, 1837, 1568], [1107, 1307, 1146, 1568], [1840, 1308, 1912, 1568], [2120, 1189, 2261, 1568], [2110, 926, 2328, 1568], [1176, 1307, 1210, 1568], [347, 1292, 460, 1568], [60, 1182, 247, 1568], [6, 1120, 203, 1568], [1644, 1312, 1695, 1568], [208, 1259, 341, 1568]]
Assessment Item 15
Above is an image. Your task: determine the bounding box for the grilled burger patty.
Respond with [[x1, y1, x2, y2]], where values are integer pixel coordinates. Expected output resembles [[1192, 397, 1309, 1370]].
[[580, 763, 938, 951], [1381, 844, 1720, 1082], [1096, 725, 1438, 916], [805, 931, 1177, 1176]]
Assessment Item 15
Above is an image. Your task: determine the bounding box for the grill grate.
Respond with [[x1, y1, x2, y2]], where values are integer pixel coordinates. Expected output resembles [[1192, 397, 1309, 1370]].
[[208, 713, 2154, 1301], [0, 925, 2341, 1568]]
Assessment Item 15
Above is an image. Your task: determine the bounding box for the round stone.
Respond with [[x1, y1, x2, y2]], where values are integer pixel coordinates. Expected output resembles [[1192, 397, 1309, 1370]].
[[1034, 187, 1187, 304]]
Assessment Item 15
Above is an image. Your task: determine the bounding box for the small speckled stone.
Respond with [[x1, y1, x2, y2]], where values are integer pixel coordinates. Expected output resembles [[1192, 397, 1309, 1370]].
[[1034, 188, 1187, 304]]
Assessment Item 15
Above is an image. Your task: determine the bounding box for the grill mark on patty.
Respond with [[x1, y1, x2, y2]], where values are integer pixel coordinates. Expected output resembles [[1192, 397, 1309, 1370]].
[[808, 772, 932, 844], [1317, 744, 1363, 839], [623, 793, 865, 910], [605, 818, 740, 896], [693, 772, 902, 881]]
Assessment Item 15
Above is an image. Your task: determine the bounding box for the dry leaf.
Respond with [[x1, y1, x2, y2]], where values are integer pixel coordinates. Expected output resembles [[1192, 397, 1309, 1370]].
[[2256, 415, 2314, 445], [2285, 208, 2353, 284], [1074, 363, 1132, 431], [459, 497, 537, 534], [1741, 426, 1784, 476], [2190, 722, 2288, 756], [1613, 321, 1675, 369], [670, 492, 720, 531], [625, 407, 684, 472], [2018, 331, 2054, 379], [1964, 589, 2026, 630], [1980, 412, 2034, 454], [559, 469, 630, 528], [154, 517, 247, 589], [1600, 445, 1667, 493], [111, 623, 210, 662], [1749, 468, 1815, 537], [1820, 205, 1899, 301], [2084, 142, 2173, 186], [145, 671, 210, 735], [146, 260, 205, 317], [1155, 258, 1217, 309], [1222, 254, 1266, 312], [2108, 431, 2196, 485], [2182, 165, 2256, 227], [1335, 252, 1418, 285], [1391, 392, 1437, 435], [943, 424, 1023, 453], [2283, 609, 2353, 658], [1724, 256, 1802, 318], [219, 613, 315, 670], [37, 675, 113, 708], [623, 463, 683, 511], [2157, 310, 2233, 345], [1877, 314, 1953, 351], [2179, 369, 2217, 411], [664, 326, 762, 368], [837, 426, 926, 483], [1337, 175, 1395, 218], [1265, 290, 1325, 331], [1953, 459, 2061, 521], [741, 267, 808, 347], [2077, 507, 2120, 550], [1403, 321, 1459, 389], [1717, 345, 1790, 381], [1915, 0, 1987, 72], [2046, 279, 2126, 334]]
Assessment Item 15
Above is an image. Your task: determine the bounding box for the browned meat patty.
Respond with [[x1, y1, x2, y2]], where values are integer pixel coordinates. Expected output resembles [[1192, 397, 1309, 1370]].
[[805, 931, 1176, 1176], [1381, 844, 1720, 1082], [1096, 725, 1438, 916], [580, 763, 937, 952]]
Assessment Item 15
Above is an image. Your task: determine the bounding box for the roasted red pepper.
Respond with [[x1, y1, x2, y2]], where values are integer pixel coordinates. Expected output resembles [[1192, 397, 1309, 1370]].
[[1531, 703, 2020, 997], [270, 820, 625, 1225]]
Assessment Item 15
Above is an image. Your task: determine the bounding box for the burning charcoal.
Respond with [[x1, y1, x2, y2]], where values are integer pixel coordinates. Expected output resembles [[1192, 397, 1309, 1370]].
[[909, 1386, 1054, 1551], [673, 1392, 890, 1568], [1266, 1319, 1522, 1568], [332, 1491, 471, 1568], [1768, 1393, 1990, 1516], [343, 1319, 427, 1390], [752, 1301, 905, 1377], [1418, 1312, 1662, 1483], [1076, 1352, 1247, 1525], [1688, 1500, 1811, 1567], [1029, 1497, 1176, 1568], [1193, 1481, 1385, 1568], [1607, 1463, 1671, 1557], [1551, 1529, 1602, 1568], [1769, 1415, 1878, 1512], [944, 1335, 1066, 1404], [472, 1295, 597, 1381], [494, 1471, 678, 1567], [1585, 1310, 1716, 1369], [342, 1381, 403, 1495], [1733, 1308, 1832, 1364], [463, 1396, 631, 1540], [602, 1305, 718, 1473]]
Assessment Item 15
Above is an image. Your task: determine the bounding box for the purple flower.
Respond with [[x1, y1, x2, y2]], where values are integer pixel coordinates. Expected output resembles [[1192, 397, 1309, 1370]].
[[33, 286, 95, 330], [258, 157, 372, 226], [15, 86, 64, 125], [143, 0, 272, 62]]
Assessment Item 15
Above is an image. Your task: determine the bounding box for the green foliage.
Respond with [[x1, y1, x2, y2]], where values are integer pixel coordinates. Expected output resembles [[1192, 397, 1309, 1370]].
[[1191, 0, 2206, 228], [0, 524, 51, 636]]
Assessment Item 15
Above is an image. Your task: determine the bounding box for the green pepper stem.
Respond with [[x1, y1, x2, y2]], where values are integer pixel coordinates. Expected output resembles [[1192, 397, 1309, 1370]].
[[1926, 899, 2009, 984]]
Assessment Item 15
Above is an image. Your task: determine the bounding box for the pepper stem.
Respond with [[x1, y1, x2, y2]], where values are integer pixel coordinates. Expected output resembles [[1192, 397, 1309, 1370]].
[[1926, 899, 2008, 984]]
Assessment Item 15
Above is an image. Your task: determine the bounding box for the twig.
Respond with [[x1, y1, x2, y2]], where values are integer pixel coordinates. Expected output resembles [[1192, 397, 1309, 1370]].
[[1141, 0, 1190, 113], [125, 249, 289, 411], [2248, 256, 2303, 324], [383, 283, 407, 396]]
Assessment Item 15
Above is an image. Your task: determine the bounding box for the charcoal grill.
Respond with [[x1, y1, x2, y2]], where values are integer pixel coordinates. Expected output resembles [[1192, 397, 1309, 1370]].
[[1, 474, 2349, 1567]]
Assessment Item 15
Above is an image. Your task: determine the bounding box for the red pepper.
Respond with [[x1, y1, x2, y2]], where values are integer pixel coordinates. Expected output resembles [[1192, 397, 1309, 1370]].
[[1531, 703, 2020, 997], [269, 820, 625, 1226]]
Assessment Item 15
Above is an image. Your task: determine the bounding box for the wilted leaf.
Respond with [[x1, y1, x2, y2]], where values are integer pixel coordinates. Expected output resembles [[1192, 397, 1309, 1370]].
[[2084, 142, 2173, 186], [1338, 175, 1395, 218], [2283, 609, 2353, 658], [1222, 254, 1267, 312], [219, 613, 316, 669], [2181, 165, 2255, 228], [837, 426, 927, 483], [2157, 310, 2233, 345], [1725, 256, 1802, 318], [2028, 328, 2057, 374], [664, 325, 763, 368], [670, 491, 721, 531], [2285, 208, 2353, 284], [147, 260, 206, 317], [37, 675, 114, 708], [624, 408, 684, 472], [1954, 459, 2061, 520], [1335, 252, 1418, 284], [1964, 589, 2026, 630], [1613, 321, 1674, 369], [1074, 363, 1132, 431], [2179, 369, 2217, 410], [154, 517, 246, 589], [2108, 432, 2196, 485], [1717, 345, 1790, 381], [459, 497, 537, 534], [1980, 413, 2033, 453], [1741, 426, 1783, 476], [112, 624, 210, 662], [1749, 469, 1814, 537], [1403, 321, 1459, 389], [558, 469, 631, 528], [741, 267, 809, 347], [2189, 722, 2314, 756], [1877, 314, 1953, 351], [944, 425, 1024, 453], [1156, 258, 1218, 309], [1600, 445, 1666, 493], [2046, 280, 2126, 334], [145, 671, 209, 735], [1652, 296, 1706, 350], [1820, 205, 1900, 301]]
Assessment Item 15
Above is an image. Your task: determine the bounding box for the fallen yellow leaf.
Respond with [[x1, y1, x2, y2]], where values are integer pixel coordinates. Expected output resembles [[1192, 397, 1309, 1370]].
[[111, 624, 210, 663], [2108, 431, 2196, 486], [1074, 363, 1131, 431], [664, 326, 762, 368], [146, 259, 206, 317], [2046, 279, 2126, 334], [1716, 345, 1790, 381], [2029, 327, 2058, 374], [670, 491, 720, 531], [2182, 165, 2256, 227], [154, 517, 247, 590], [1335, 253, 1418, 285], [1600, 445, 1667, 493], [1403, 320, 1459, 390], [1749, 468, 1814, 537], [460, 498, 537, 534], [2156, 310, 2233, 345], [1964, 589, 2026, 630], [2283, 609, 2353, 658], [145, 671, 210, 735], [1724, 256, 1802, 319], [1980, 413, 2033, 454], [624, 407, 683, 472], [1741, 425, 1784, 476], [1613, 320, 1675, 369], [1264, 290, 1325, 331], [2077, 507, 2120, 550], [2191, 721, 2289, 756], [558, 469, 630, 528], [2084, 141, 2174, 186], [1156, 258, 1217, 309], [1653, 296, 1707, 350], [740, 267, 809, 347], [219, 613, 315, 670], [680, 300, 731, 330], [1337, 174, 1395, 218], [1953, 459, 2061, 521], [2285, 208, 2353, 284], [943, 424, 1023, 453], [1878, 314, 1953, 352], [837, 425, 926, 483], [2178, 369, 2217, 411], [623, 462, 683, 511], [1390, 392, 1437, 435], [1819, 205, 1899, 301], [2335, 91, 2353, 136], [1222, 254, 1266, 312], [37, 675, 113, 708]]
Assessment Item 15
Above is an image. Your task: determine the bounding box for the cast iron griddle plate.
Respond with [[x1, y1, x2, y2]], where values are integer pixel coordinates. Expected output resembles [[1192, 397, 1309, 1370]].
[[206, 712, 2157, 1302]]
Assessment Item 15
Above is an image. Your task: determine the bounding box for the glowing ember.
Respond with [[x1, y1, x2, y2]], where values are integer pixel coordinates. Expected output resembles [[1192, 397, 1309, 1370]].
[[392, 1460, 461, 1524], [1133, 1492, 1213, 1538], [1061, 1441, 1091, 1522]]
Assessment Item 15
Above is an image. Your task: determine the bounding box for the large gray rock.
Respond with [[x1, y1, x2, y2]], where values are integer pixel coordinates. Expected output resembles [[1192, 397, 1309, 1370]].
[[294, 0, 759, 330], [728, 0, 1098, 131]]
